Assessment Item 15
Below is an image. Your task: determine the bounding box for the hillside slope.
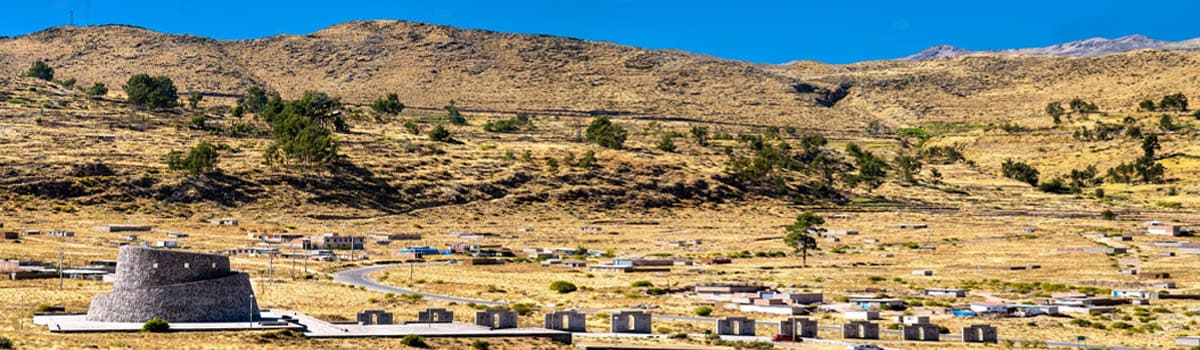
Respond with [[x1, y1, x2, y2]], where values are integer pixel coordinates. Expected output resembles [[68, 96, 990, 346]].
[[0, 21, 851, 127]]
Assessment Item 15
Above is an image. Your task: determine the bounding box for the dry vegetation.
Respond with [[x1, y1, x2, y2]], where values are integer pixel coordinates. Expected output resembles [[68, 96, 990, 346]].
[[0, 21, 1199, 349]]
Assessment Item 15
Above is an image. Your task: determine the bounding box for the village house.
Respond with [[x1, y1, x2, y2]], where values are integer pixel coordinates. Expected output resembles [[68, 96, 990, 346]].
[[1008, 304, 1060, 317], [166, 232, 189, 238], [968, 301, 1008, 314], [667, 239, 702, 247], [589, 258, 676, 273], [248, 232, 305, 244], [847, 295, 907, 310], [1112, 289, 1157, 299], [210, 219, 239, 226], [1144, 221, 1182, 236], [48, 231, 75, 237], [119, 235, 138, 241], [1180, 243, 1200, 254], [314, 233, 365, 250], [579, 226, 602, 232], [825, 229, 859, 235], [154, 240, 179, 248], [92, 225, 152, 233], [924, 288, 967, 298], [897, 223, 929, 229], [2, 232, 16, 240], [368, 233, 421, 242], [562, 261, 587, 268]]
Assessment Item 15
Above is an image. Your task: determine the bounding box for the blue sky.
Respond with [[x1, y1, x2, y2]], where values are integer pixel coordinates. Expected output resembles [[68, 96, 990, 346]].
[[3, 0, 1199, 63]]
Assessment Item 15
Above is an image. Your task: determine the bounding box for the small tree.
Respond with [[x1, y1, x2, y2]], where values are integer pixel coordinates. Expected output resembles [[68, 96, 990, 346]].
[[444, 100, 467, 125], [1045, 102, 1065, 124], [428, 124, 451, 142], [656, 135, 677, 152], [585, 116, 628, 149], [23, 60, 54, 81], [187, 92, 203, 110], [240, 86, 269, 113], [1001, 159, 1039, 187], [141, 318, 170, 333], [1138, 99, 1157, 112], [167, 141, 219, 176], [690, 126, 709, 146], [549, 280, 577, 294], [894, 155, 922, 183], [0, 335, 11, 350], [404, 120, 421, 135], [784, 212, 824, 268], [371, 93, 405, 114], [546, 158, 559, 173], [85, 82, 108, 98], [124, 74, 179, 109], [694, 306, 713, 316], [1159, 92, 1188, 112], [577, 150, 596, 168]]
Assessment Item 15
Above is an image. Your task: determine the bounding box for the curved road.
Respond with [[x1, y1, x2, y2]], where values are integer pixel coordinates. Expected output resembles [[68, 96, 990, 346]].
[[334, 264, 1134, 350], [333, 263, 506, 306]]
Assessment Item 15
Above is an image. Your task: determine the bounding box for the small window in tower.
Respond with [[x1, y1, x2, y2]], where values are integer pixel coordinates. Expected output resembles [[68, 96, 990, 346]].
[[184, 263, 190, 269], [212, 263, 217, 268], [152, 263, 158, 269]]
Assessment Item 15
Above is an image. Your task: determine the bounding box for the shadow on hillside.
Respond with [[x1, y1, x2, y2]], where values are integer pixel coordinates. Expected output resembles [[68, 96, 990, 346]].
[[283, 160, 407, 214]]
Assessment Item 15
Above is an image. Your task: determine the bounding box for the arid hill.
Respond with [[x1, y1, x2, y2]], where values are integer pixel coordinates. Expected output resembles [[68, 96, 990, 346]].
[[0, 21, 853, 127]]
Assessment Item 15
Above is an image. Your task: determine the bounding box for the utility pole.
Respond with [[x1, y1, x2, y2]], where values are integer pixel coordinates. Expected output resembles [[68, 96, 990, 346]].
[[58, 247, 64, 289], [409, 260, 414, 285], [291, 247, 296, 280]]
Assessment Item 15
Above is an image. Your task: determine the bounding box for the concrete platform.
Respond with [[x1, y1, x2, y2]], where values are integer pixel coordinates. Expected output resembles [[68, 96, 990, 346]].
[[35, 310, 302, 333]]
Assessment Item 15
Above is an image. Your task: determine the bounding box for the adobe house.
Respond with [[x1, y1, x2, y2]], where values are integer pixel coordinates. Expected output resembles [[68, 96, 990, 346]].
[[841, 321, 880, 339], [544, 310, 587, 332], [962, 324, 999, 343], [357, 310, 394, 325], [779, 317, 818, 338], [924, 288, 966, 297], [902, 323, 940, 341]]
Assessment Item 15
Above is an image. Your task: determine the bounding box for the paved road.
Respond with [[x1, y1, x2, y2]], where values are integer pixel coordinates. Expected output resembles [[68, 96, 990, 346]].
[[332, 263, 506, 306], [334, 264, 1135, 350]]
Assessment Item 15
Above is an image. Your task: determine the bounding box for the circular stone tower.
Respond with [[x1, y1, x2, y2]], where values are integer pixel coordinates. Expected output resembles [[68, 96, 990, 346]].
[[86, 246, 260, 323]]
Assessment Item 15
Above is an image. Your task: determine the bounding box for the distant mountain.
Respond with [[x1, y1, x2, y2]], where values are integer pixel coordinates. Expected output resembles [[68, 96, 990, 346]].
[[901, 35, 1195, 61], [902, 44, 972, 61]]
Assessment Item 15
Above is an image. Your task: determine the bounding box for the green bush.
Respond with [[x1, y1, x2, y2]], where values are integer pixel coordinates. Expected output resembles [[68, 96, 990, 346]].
[[399, 334, 427, 348], [693, 306, 713, 316], [85, 82, 108, 97], [631, 280, 653, 288], [141, 318, 170, 333], [371, 93, 405, 114], [0, 335, 11, 349], [429, 125, 452, 142], [470, 340, 490, 350], [167, 141, 219, 176], [585, 117, 628, 149], [124, 74, 179, 109], [23, 60, 53, 81], [656, 135, 676, 152], [549, 280, 577, 294]]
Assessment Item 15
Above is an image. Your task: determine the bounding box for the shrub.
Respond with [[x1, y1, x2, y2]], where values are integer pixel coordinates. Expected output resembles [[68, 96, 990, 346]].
[[1001, 159, 1039, 186], [470, 340, 490, 350], [656, 135, 677, 152], [399, 334, 427, 348], [189, 115, 207, 130], [187, 92, 203, 109], [694, 306, 713, 316], [483, 118, 518, 133], [585, 116, 628, 149], [631, 280, 653, 288], [85, 82, 108, 97], [23, 60, 54, 81], [0, 336, 10, 350], [124, 74, 179, 109], [167, 141, 219, 176], [645, 288, 668, 295], [549, 280, 577, 294], [444, 100, 467, 125], [429, 125, 451, 142], [1100, 209, 1117, 220], [141, 318, 170, 333], [371, 93, 405, 114]]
